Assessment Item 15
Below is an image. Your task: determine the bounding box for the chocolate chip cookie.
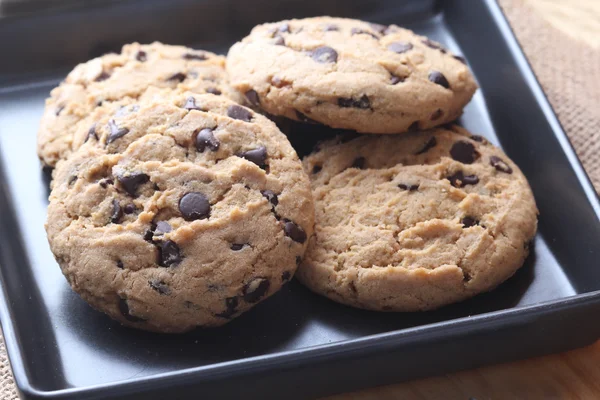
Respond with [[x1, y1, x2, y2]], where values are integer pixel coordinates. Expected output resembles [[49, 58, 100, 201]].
[[299, 125, 538, 311], [38, 42, 243, 168], [46, 93, 314, 332], [227, 17, 477, 134]]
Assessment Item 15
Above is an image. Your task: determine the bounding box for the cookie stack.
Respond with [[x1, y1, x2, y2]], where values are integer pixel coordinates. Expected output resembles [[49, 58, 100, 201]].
[[40, 17, 538, 333]]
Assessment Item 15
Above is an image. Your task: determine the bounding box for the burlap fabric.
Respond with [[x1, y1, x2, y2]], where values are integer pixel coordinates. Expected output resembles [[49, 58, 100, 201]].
[[1, 0, 598, 398]]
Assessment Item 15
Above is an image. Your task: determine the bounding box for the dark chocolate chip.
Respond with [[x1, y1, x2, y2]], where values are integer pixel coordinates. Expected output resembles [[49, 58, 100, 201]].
[[461, 216, 478, 228], [338, 95, 370, 109], [416, 136, 437, 155], [99, 178, 113, 189], [68, 175, 78, 186], [183, 96, 201, 110], [453, 54, 467, 64], [85, 123, 98, 143], [206, 87, 221, 95], [388, 41, 413, 54], [230, 243, 246, 251], [278, 23, 290, 33], [284, 220, 307, 243], [167, 72, 187, 82], [311, 46, 338, 63], [149, 280, 170, 295], [430, 109, 443, 121], [350, 27, 379, 39], [143, 224, 155, 242], [118, 299, 145, 322], [450, 141, 480, 164], [429, 71, 450, 88], [312, 165, 322, 174], [195, 128, 220, 152], [447, 171, 479, 187], [117, 172, 149, 197], [390, 74, 405, 85], [243, 278, 270, 303], [123, 204, 136, 214], [398, 183, 419, 191], [183, 52, 207, 60], [261, 190, 279, 206], [323, 23, 339, 31], [273, 36, 285, 46], [369, 22, 388, 35], [116, 260, 124, 269], [110, 199, 122, 223], [158, 240, 182, 267], [55, 105, 65, 116], [295, 110, 318, 124], [95, 71, 111, 82], [179, 192, 210, 221], [106, 120, 129, 144], [470, 135, 486, 143], [351, 157, 366, 169], [408, 121, 420, 131], [227, 105, 253, 122], [155, 221, 172, 235], [216, 296, 239, 318], [282, 271, 292, 282], [245, 89, 260, 106], [296, 256, 302, 266], [135, 50, 147, 62], [422, 38, 446, 52], [490, 155, 513, 174], [239, 146, 267, 168]]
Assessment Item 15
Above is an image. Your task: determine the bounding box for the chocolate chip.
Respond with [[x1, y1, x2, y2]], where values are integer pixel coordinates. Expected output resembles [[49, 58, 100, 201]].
[[116, 260, 124, 269], [245, 89, 260, 106], [416, 136, 437, 155], [239, 146, 267, 168], [195, 128, 220, 152], [143, 224, 155, 242], [85, 123, 98, 143], [447, 171, 479, 187], [408, 121, 420, 131], [167, 72, 187, 82], [179, 192, 210, 221], [55, 105, 65, 116], [450, 141, 480, 164], [295, 110, 318, 124], [422, 38, 446, 52], [230, 243, 246, 251], [429, 71, 450, 89], [99, 178, 113, 189], [323, 23, 339, 31], [206, 87, 221, 95], [135, 50, 147, 62], [149, 280, 170, 295], [243, 278, 270, 303], [158, 240, 182, 267], [390, 74, 405, 85], [470, 135, 486, 143], [490, 155, 513, 174], [183, 52, 207, 60], [311, 46, 338, 63], [284, 220, 307, 243], [351, 157, 366, 169], [282, 271, 292, 282], [216, 296, 239, 318], [110, 199, 122, 223], [67, 175, 78, 186], [338, 95, 370, 109], [181, 97, 200, 111], [312, 165, 322, 174], [106, 120, 129, 144], [430, 109, 443, 121], [398, 183, 419, 191], [118, 299, 145, 322], [273, 36, 285, 46], [117, 172, 149, 197], [350, 27, 379, 39], [453, 54, 467, 64], [461, 216, 478, 227], [155, 221, 172, 235], [278, 23, 290, 33], [227, 105, 253, 122], [388, 41, 413, 54], [369, 22, 388, 35], [95, 71, 111, 82], [120, 204, 135, 215], [261, 190, 279, 206]]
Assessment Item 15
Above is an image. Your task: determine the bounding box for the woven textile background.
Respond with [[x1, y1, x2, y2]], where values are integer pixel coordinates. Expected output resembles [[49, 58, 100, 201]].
[[0, 0, 599, 398]]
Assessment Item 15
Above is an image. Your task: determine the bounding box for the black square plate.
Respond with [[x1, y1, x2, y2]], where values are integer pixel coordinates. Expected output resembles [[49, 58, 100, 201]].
[[1, 0, 600, 399]]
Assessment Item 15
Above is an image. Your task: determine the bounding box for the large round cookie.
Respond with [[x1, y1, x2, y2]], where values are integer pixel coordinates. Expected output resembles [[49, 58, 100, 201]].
[[38, 42, 243, 168], [299, 126, 537, 311], [227, 17, 477, 134], [46, 93, 314, 333]]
